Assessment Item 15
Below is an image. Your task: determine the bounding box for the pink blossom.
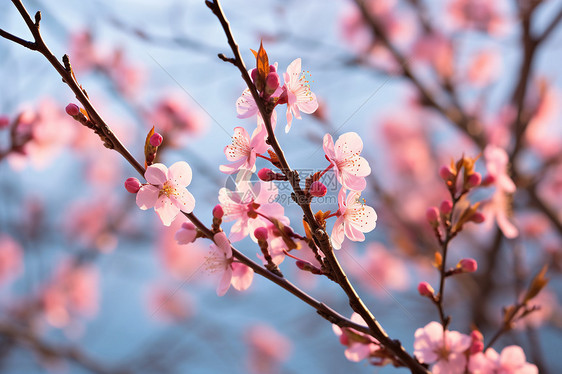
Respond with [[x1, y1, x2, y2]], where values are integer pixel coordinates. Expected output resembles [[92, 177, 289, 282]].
[[446, 0, 509, 35], [323, 132, 371, 191], [149, 94, 207, 139], [236, 89, 259, 119], [331, 189, 377, 250], [206, 232, 254, 296], [466, 50, 501, 87], [42, 262, 99, 328], [414, 321, 471, 374], [469, 346, 538, 374], [218, 172, 288, 242], [220, 126, 269, 174], [245, 324, 292, 374], [0, 235, 23, 286], [282, 58, 318, 132], [136, 161, 195, 226], [483, 145, 518, 238], [525, 84, 562, 158], [332, 313, 382, 363]]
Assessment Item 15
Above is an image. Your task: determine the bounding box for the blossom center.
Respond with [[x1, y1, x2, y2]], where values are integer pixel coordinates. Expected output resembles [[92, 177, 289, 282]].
[[159, 181, 178, 198]]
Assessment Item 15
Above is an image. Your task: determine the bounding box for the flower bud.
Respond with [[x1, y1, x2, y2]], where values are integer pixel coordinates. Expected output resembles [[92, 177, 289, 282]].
[[258, 168, 275, 181], [0, 116, 9, 129], [469, 212, 485, 223], [212, 204, 224, 219], [269, 64, 277, 73], [264, 72, 280, 96], [466, 172, 482, 188], [458, 258, 478, 273], [124, 177, 142, 193], [481, 174, 496, 186], [295, 260, 323, 275], [149, 132, 163, 147], [65, 103, 80, 116], [440, 200, 453, 215], [426, 207, 440, 227], [250, 68, 258, 83], [175, 222, 197, 244], [417, 281, 435, 298], [254, 227, 268, 241], [470, 330, 484, 354], [439, 165, 455, 180], [309, 181, 327, 197]]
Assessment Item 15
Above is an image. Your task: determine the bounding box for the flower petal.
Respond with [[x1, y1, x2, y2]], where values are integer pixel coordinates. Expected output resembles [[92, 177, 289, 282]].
[[155, 196, 181, 226], [136, 185, 160, 210], [231, 262, 254, 291], [236, 89, 258, 119], [145, 163, 168, 185], [213, 232, 232, 258], [168, 161, 192, 187], [216, 266, 233, 296], [171, 188, 195, 214]]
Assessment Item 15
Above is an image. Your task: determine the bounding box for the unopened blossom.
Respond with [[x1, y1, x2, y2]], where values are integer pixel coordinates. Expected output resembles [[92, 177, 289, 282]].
[[468, 346, 538, 374], [136, 161, 195, 226], [414, 321, 471, 374], [220, 126, 269, 174], [175, 221, 197, 244], [282, 58, 319, 132], [483, 145, 518, 238], [331, 189, 377, 249], [323, 132, 371, 191], [207, 232, 254, 296]]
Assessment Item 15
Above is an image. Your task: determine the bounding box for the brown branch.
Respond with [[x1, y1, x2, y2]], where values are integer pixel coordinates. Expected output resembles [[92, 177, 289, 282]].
[[206, 1, 428, 372], [0, 322, 128, 374]]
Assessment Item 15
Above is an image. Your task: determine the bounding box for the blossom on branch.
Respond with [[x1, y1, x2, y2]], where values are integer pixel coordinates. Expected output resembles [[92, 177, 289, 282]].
[[323, 132, 371, 191], [136, 161, 195, 226], [281, 58, 318, 132], [220, 126, 269, 174], [468, 345, 538, 374], [331, 189, 377, 250]]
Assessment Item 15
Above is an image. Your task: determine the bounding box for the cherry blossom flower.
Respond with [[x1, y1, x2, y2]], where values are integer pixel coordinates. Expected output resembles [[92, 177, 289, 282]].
[[331, 189, 377, 250], [218, 171, 288, 242], [483, 145, 518, 238], [332, 313, 388, 365], [414, 321, 471, 374], [236, 89, 259, 119], [206, 232, 254, 296], [282, 58, 318, 132], [0, 234, 23, 286], [245, 324, 292, 374], [220, 126, 269, 174], [323, 132, 371, 191], [136, 161, 195, 226], [468, 346, 538, 374]]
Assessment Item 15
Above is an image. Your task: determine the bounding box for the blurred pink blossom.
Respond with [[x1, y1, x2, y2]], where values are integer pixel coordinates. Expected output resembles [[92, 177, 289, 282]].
[[147, 284, 194, 323], [245, 324, 292, 374], [446, 0, 509, 35], [466, 50, 501, 87], [468, 345, 538, 374], [149, 94, 208, 140], [332, 313, 384, 364], [525, 84, 562, 158], [0, 234, 23, 286]]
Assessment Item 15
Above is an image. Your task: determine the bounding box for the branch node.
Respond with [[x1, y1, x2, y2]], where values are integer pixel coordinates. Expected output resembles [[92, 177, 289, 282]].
[[34, 11, 41, 28]]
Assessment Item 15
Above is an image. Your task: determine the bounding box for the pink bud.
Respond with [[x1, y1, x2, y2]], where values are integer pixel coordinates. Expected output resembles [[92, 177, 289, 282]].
[[470, 330, 484, 354], [250, 68, 258, 83], [269, 64, 277, 73], [440, 200, 453, 215], [481, 174, 496, 186], [175, 222, 197, 244], [426, 207, 440, 226], [470, 330, 483, 342], [258, 168, 275, 181], [65, 103, 80, 116], [417, 281, 434, 297], [0, 116, 9, 128], [254, 227, 268, 241], [295, 260, 323, 275], [124, 177, 142, 193], [458, 258, 478, 273], [467, 172, 482, 188], [149, 132, 163, 147], [212, 204, 224, 219], [264, 72, 280, 95], [470, 212, 485, 223], [439, 165, 454, 180], [309, 181, 327, 197]]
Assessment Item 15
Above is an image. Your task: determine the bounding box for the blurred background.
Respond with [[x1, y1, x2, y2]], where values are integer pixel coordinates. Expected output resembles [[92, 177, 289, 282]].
[[1, 0, 561, 372]]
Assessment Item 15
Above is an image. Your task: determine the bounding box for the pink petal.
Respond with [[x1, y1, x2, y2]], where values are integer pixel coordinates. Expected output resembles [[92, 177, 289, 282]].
[[136, 185, 160, 210], [145, 163, 168, 185], [285, 58, 302, 87], [250, 127, 269, 154], [499, 346, 526, 369], [335, 132, 364, 157], [213, 232, 232, 258], [345, 222, 365, 242], [331, 217, 345, 249], [216, 266, 233, 296], [219, 158, 247, 174], [352, 205, 377, 232], [297, 91, 318, 114], [168, 161, 192, 188], [345, 343, 372, 362], [155, 196, 181, 226], [171, 188, 195, 213], [236, 90, 258, 119], [231, 262, 254, 291], [323, 134, 337, 161], [342, 172, 367, 191]]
